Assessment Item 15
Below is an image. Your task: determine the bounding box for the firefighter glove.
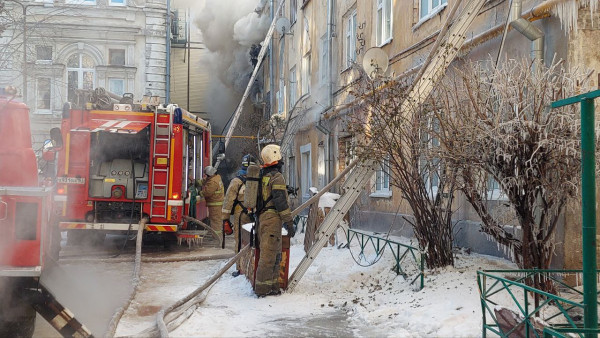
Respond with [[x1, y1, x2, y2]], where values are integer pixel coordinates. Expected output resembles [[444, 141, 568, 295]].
[[223, 219, 233, 235], [283, 221, 296, 238]]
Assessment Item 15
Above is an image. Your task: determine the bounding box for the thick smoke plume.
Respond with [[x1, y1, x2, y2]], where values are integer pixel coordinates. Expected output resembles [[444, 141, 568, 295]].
[[193, 0, 269, 133]]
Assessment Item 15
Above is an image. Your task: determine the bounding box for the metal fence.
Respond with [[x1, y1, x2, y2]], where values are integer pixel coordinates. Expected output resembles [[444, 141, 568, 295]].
[[478, 269, 600, 337], [346, 229, 425, 290]]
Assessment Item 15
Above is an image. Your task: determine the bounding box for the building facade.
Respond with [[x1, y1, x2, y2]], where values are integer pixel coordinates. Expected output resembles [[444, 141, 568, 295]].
[[264, 0, 600, 268], [0, 0, 170, 147]]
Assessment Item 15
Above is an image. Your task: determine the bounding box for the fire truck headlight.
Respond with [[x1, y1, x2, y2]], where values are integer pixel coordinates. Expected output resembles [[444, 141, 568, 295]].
[[172, 193, 179, 199], [57, 187, 65, 195], [112, 186, 124, 199]]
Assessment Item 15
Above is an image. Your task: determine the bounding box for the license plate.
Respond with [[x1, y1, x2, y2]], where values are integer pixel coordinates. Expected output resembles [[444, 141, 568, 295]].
[[56, 177, 86, 184]]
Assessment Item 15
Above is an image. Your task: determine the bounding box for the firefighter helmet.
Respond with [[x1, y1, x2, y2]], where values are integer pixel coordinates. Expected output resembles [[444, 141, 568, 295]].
[[204, 166, 217, 176], [260, 144, 281, 166], [241, 154, 256, 169]]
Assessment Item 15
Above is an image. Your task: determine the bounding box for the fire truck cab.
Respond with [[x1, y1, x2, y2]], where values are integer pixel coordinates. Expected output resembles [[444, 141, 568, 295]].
[[0, 88, 91, 337], [55, 95, 211, 242]]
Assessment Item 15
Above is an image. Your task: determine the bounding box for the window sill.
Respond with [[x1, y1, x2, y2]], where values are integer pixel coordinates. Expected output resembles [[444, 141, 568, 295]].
[[370, 191, 392, 199], [413, 3, 448, 32], [376, 38, 393, 48]]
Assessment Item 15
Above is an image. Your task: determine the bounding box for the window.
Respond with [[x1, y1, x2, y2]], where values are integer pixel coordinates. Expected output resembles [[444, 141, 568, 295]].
[[109, 0, 125, 5], [300, 144, 312, 199], [420, 116, 440, 197], [108, 78, 125, 96], [345, 10, 357, 68], [35, 77, 51, 114], [487, 176, 506, 200], [376, 0, 392, 46], [301, 53, 311, 95], [289, 65, 297, 110], [109, 49, 125, 66], [320, 34, 328, 83], [290, 0, 297, 24], [67, 53, 95, 103], [372, 157, 391, 197], [420, 0, 447, 20], [36, 46, 52, 62], [288, 155, 296, 190]]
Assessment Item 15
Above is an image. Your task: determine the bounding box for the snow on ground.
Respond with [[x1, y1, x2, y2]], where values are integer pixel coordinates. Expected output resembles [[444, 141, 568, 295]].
[[159, 229, 518, 337]]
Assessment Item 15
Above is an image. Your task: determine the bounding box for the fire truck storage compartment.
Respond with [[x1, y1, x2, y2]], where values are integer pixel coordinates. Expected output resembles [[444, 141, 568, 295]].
[[88, 125, 150, 201]]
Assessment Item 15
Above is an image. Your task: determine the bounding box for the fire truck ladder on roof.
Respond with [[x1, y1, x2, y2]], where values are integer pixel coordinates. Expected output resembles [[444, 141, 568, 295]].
[[287, 0, 488, 292], [150, 108, 173, 219]]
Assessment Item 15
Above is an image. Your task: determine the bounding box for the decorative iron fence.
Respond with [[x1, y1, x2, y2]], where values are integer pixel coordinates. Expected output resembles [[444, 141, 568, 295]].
[[478, 269, 600, 337], [346, 229, 424, 290]]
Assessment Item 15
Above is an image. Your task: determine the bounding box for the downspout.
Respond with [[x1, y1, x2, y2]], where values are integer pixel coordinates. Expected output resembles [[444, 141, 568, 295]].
[[269, 0, 275, 117], [166, 0, 171, 103], [510, 0, 544, 64], [326, 0, 334, 186]]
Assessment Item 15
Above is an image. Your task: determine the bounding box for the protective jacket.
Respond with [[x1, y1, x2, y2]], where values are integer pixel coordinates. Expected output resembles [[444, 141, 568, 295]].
[[201, 174, 224, 206], [254, 163, 291, 296], [222, 176, 245, 219]]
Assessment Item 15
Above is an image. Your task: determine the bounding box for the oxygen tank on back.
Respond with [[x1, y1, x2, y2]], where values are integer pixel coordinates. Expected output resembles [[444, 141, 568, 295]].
[[244, 164, 261, 209]]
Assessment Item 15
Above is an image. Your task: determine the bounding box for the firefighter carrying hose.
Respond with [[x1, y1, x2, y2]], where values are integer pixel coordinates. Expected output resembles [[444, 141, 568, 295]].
[[254, 144, 295, 297], [201, 166, 224, 237], [222, 154, 256, 277]]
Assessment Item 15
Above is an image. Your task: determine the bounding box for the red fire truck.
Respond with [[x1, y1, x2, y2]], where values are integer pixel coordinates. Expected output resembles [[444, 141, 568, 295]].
[[54, 93, 211, 243], [0, 89, 91, 336]]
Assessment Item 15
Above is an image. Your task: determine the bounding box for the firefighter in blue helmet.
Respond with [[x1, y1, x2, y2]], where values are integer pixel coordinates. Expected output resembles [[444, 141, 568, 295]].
[[222, 154, 256, 276]]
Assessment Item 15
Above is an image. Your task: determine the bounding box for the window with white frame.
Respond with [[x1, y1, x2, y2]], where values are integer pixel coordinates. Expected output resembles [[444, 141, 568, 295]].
[[302, 53, 311, 95], [300, 144, 312, 199], [372, 157, 391, 196], [376, 0, 392, 46], [67, 52, 95, 103], [108, 78, 125, 96], [320, 34, 328, 83], [420, 0, 447, 20], [420, 115, 440, 197], [109, 0, 126, 6], [345, 10, 357, 69], [289, 65, 297, 110], [290, 0, 297, 24], [35, 77, 51, 114]]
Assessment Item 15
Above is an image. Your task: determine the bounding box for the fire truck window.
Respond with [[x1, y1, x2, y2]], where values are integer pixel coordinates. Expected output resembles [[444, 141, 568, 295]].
[[196, 133, 203, 178], [15, 202, 38, 241]]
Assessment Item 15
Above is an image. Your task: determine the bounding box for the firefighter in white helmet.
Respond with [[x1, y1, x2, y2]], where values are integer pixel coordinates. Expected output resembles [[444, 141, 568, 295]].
[[201, 166, 224, 236], [254, 144, 294, 296]]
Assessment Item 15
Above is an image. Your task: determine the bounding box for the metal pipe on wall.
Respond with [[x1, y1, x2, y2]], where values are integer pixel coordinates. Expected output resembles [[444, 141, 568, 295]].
[[510, 0, 545, 63]]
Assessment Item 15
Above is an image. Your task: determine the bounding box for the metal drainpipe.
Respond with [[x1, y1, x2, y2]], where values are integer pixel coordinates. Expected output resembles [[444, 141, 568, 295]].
[[510, 0, 544, 63], [325, 0, 334, 186], [166, 0, 171, 103], [269, 0, 274, 117]]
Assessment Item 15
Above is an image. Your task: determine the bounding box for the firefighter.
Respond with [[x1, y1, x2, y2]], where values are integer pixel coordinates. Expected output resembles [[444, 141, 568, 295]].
[[255, 144, 295, 297], [222, 154, 256, 276], [201, 166, 225, 236]]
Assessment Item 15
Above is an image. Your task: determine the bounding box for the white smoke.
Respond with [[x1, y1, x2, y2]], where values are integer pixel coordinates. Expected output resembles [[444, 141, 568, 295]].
[[190, 0, 269, 132]]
